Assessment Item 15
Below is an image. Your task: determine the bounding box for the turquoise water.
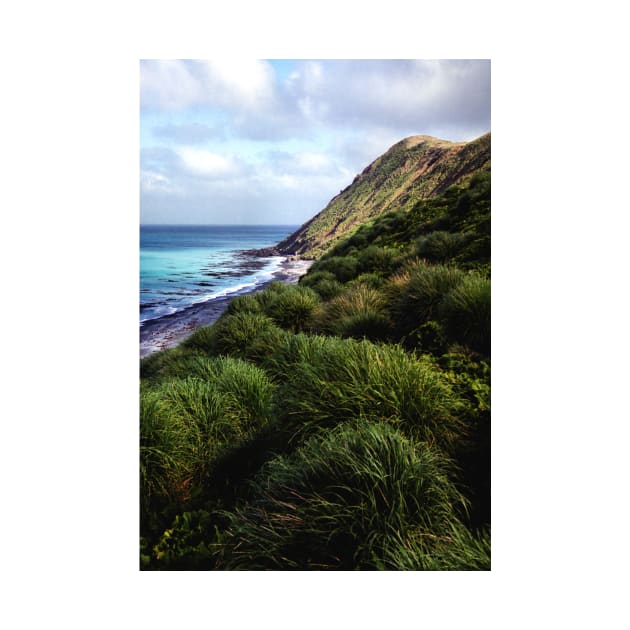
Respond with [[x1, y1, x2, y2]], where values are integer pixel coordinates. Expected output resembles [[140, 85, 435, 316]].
[[140, 225, 296, 324]]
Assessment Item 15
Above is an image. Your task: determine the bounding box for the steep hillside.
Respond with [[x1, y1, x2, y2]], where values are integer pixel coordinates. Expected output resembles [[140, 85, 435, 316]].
[[276, 132, 490, 258]]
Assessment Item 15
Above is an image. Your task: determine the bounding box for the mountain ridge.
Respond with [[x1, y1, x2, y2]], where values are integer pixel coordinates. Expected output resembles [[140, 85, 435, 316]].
[[273, 132, 490, 259]]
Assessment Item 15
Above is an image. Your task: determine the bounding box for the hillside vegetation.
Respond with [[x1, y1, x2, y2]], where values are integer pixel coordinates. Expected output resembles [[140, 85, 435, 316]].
[[139, 160, 491, 570], [275, 132, 490, 258]]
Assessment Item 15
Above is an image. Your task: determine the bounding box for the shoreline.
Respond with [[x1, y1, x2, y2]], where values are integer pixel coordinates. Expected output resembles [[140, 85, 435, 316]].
[[140, 257, 312, 359]]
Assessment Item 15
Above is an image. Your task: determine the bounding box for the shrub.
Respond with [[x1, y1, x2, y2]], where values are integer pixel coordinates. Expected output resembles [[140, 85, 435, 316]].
[[265, 285, 321, 332], [438, 273, 490, 355], [217, 421, 477, 570], [149, 509, 219, 570], [267, 334, 463, 446]]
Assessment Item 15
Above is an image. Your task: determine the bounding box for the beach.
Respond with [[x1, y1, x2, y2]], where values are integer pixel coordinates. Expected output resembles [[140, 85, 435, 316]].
[[140, 256, 312, 358]]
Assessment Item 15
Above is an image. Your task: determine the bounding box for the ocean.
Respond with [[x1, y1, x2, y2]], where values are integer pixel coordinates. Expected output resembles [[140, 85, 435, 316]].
[[140, 224, 296, 326]]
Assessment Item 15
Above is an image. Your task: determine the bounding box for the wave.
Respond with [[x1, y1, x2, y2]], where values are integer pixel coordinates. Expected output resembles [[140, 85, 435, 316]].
[[139, 255, 285, 326]]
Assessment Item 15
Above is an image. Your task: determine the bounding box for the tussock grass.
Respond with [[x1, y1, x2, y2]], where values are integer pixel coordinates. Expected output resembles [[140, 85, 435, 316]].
[[315, 284, 390, 340], [414, 231, 469, 262], [217, 421, 478, 570], [298, 270, 337, 287], [267, 334, 462, 446], [140, 346, 202, 382], [438, 273, 491, 355], [140, 388, 195, 512], [225, 293, 264, 316], [265, 285, 321, 332], [357, 245, 400, 275], [310, 255, 359, 282], [140, 358, 275, 513], [347, 272, 385, 289], [310, 278, 343, 300], [300, 270, 344, 299], [385, 261, 465, 336], [185, 312, 282, 360]]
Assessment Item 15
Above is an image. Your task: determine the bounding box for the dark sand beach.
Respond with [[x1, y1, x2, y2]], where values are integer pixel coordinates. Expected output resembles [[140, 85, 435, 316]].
[[140, 257, 312, 358]]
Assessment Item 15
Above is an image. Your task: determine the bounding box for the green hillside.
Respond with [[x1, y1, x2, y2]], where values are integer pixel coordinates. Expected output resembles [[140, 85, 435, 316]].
[[139, 159, 491, 570], [276, 132, 490, 258]]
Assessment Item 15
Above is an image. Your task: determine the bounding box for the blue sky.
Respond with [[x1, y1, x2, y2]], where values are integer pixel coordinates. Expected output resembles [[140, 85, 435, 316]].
[[140, 59, 490, 225]]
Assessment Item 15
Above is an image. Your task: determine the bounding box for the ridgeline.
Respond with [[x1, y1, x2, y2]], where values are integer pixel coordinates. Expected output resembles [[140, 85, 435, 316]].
[[274, 133, 490, 258]]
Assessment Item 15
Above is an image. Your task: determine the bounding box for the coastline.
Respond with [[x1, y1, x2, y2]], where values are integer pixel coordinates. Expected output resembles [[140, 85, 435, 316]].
[[140, 256, 312, 358]]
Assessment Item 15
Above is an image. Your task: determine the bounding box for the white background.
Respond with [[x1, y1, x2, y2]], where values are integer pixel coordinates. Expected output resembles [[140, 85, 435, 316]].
[[1, 1, 629, 628]]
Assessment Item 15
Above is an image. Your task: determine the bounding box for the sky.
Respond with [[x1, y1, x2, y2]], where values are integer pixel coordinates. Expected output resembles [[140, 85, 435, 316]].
[[140, 59, 490, 225]]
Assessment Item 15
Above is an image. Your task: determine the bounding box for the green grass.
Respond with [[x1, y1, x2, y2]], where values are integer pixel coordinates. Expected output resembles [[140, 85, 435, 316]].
[[184, 312, 284, 361], [216, 421, 483, 570], [438, 273, 491, 355], [267, 334, 463, 447], [385, 261, 466, 337], [140, 387, 196, 514], [264, 285, 321, 332], [224, 292, 264, 315], [309, 255, 359, 282], [314, 283, 390, 341], [414, 231, 469, 263], [140, 357, 276, 521]]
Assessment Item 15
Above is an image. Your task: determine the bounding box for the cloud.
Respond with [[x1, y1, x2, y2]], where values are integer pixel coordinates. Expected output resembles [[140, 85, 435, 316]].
[[153, 123, 224, 144], [140, 59, 276, 112], [284, 59, 491, 139], [175, 147, 240, 178]]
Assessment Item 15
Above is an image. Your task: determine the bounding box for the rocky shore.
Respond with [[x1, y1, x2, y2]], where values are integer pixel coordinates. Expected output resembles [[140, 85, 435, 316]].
[[140, 256, 312, 358]]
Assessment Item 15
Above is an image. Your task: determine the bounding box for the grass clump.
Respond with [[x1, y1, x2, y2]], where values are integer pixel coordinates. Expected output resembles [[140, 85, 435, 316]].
[[315, 284, 390, 341], [140, 357, 275, 517], [347, 272, 385, 289], [140, 346, 202, 382], [217, 421, 480, 570], [268, 334, 462, 446], [298, 270, 337, 287], [385, 261, 465, 337], [357, 245, 400, 275], [185, 312, 284, 361], [438, 273, 491, 355], [414, 231, 469, 263], [265, 285, 321, 332], [224, 293, 264, 316], [140, 388, 196, 515], [310, 255, 359, 283]]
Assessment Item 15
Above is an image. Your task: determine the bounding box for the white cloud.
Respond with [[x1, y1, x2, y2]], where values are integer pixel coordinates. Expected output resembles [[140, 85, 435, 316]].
[[140, 59, 276, 112], [175, 147, 239, 178], [203, 59, 275, 106], [140, 60, 205, 110], [293, 151, 332, 172]]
